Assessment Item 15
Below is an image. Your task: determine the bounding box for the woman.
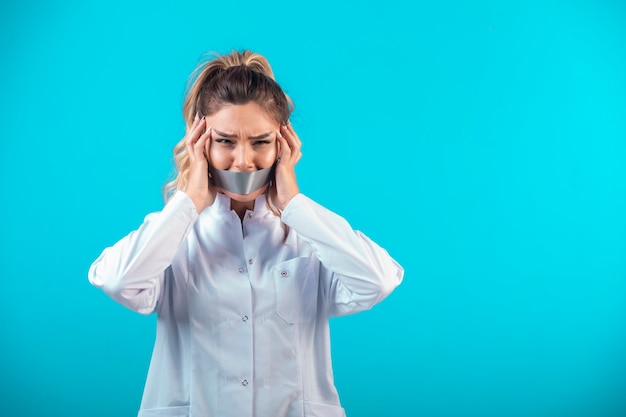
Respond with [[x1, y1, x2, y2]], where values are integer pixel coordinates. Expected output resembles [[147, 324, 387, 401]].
[[89, 49, 403, 417]]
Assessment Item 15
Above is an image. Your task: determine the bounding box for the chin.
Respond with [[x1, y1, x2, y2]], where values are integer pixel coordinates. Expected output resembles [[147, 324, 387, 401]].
[[220, 185, 269, 203]]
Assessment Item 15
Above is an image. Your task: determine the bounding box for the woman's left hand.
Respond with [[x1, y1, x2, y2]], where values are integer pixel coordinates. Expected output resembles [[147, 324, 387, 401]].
[[270, 121, 302, 212]]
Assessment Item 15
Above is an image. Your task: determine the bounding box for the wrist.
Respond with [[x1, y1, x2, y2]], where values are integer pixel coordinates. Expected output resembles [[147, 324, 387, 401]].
[[186, 191, 214, 214], [278, 191, 299, 213]]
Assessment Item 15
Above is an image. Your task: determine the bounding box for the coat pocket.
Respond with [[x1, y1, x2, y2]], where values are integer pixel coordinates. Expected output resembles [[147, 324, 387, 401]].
[[137, 406, 190, 417], [304, 401, 346, 417], [273, 256, 319, 323]]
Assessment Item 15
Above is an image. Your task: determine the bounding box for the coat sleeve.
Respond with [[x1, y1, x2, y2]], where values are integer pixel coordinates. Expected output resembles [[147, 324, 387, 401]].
[[88, 191, 198, 314], [280, 193, 404, 317]]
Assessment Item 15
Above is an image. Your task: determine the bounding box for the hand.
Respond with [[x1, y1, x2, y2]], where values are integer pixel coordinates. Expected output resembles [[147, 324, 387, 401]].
[[184, 115, 216, 213], [269, 121, 302, 212]]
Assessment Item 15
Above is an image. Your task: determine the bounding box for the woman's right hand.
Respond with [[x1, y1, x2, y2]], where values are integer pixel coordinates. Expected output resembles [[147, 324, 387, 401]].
[[184, 115, 215, 213]]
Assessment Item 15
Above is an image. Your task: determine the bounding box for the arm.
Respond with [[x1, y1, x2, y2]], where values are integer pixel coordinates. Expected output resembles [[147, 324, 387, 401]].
[[88, 192, 198, 314], [280, 194, 404, 316], [90, 115, 215, 314]]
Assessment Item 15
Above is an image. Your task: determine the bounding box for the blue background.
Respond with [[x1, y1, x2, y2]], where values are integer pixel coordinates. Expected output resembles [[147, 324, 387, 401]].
[[2, 1, 626, 416]]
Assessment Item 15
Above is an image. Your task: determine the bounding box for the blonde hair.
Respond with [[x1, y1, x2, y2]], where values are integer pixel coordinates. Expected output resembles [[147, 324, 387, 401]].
[[163, 50, 294, 202]]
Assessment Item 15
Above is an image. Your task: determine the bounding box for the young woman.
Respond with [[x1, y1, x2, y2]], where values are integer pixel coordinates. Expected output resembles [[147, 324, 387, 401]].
[[89, 49, 404, 417]]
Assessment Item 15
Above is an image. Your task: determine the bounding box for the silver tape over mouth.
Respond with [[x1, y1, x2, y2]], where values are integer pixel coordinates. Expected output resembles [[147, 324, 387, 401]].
[[209, 164, 275, 195]]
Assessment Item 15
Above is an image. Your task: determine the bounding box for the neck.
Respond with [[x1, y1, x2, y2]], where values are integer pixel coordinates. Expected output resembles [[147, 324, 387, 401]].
[[230, 199, 255, 221]]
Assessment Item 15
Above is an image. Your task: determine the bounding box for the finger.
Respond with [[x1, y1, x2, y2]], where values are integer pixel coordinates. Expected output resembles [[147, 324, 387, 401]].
[[186, 118, 207, 148], [284, 125, 303, 163], [203, 126, 212, 160], [276, 130, 290, 162], [280, 124, 301, 156], [186, 113, 202, 133], [186, 123, 200, 149], [284, 121, 302, 147], [194, 125, 211, 155], [278, 132, 302, 166], [281, 123, 300, 145], [275, 130, 281, 159], [195, 117, 207, 140]]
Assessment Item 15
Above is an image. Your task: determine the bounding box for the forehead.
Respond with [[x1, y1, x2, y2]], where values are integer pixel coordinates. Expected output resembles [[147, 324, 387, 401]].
[[208, 102, 278, 133]]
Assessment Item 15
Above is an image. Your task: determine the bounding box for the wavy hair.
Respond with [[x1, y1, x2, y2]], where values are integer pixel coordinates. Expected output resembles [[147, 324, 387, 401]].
[[163, 50, 294, 202]]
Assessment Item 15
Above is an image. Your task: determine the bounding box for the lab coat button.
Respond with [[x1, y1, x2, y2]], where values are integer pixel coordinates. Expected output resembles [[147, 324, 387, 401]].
[[247, 213, 253, 219], [242, 379, 249, 386], [248, 259, 254, 265], [238, 267, 245, 273], [242, 315, 249, 322], [280, 270, 289, 278]]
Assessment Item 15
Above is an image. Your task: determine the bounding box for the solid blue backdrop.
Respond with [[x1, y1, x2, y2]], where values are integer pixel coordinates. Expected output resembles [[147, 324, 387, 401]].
[[1, 1, 626, 416]]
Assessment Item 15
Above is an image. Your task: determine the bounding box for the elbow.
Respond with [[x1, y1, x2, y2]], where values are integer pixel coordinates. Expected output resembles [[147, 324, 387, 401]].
[[88, 263, 157, 315], [88, 253, 136, 299], [376, 263, 404, 302], [88, 261, 124, 298], [329, 263, 403, 317]]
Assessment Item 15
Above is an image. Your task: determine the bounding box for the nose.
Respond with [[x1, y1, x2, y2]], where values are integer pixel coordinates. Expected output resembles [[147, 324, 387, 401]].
[[233, 144, 255, 171]]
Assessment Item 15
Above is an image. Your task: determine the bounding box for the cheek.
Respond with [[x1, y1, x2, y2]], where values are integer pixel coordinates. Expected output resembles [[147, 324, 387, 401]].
[[257, 148, 277, 167], [208, 147, 230, 169]]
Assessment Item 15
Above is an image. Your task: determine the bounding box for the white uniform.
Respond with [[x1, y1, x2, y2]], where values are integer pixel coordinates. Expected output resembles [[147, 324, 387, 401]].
[[89, 191, 403, 417]]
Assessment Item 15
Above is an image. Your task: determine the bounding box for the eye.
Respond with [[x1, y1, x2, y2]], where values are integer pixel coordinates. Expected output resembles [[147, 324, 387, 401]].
[[215, 138, 235, 145], [253, 140, 271, 146]]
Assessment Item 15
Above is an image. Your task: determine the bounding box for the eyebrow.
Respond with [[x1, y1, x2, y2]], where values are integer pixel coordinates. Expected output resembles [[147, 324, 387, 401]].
[[213, 129, 273, 140]]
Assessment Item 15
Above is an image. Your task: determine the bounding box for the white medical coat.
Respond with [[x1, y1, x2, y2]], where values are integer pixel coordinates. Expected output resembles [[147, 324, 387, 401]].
[[89, 191, 403, 417]]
